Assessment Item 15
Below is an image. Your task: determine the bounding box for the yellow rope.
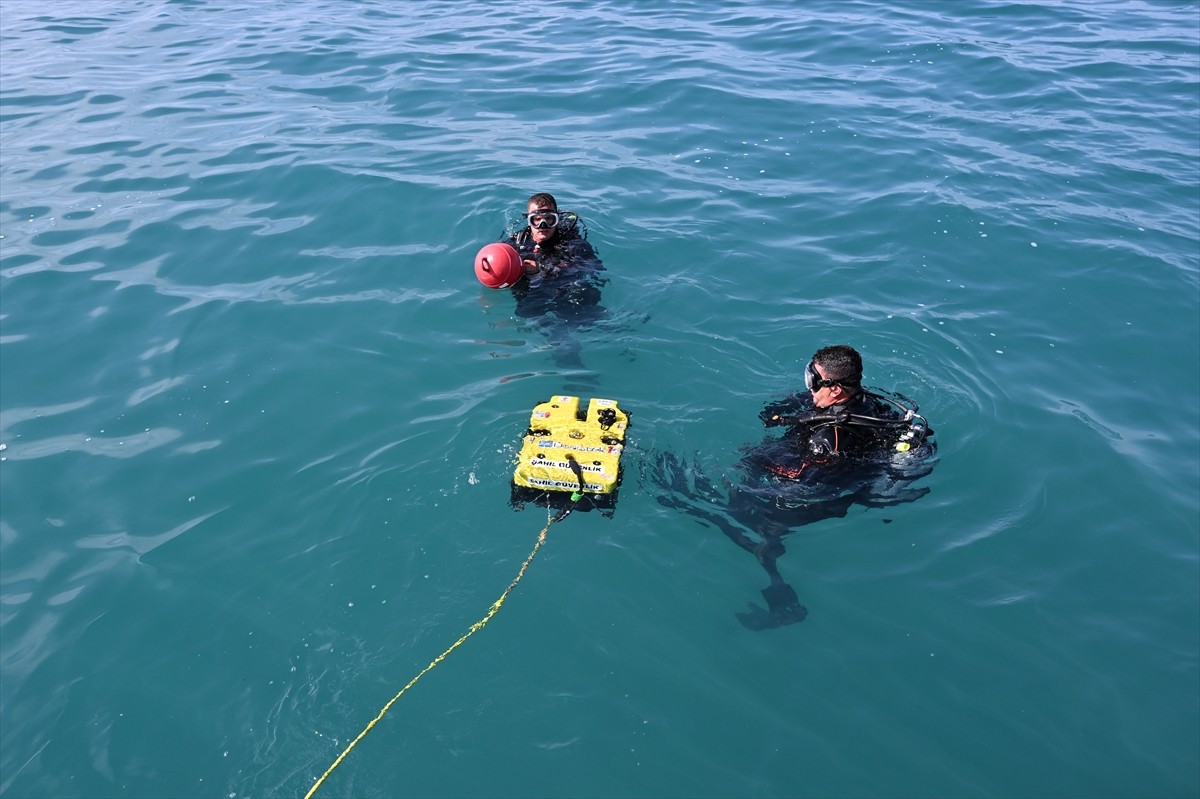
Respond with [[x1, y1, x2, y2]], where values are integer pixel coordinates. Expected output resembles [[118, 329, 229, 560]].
[[303, 512, 557, 799]]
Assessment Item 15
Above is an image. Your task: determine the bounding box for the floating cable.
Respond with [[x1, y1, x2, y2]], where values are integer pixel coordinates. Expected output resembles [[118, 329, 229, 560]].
[[304, 509, 563, 799]]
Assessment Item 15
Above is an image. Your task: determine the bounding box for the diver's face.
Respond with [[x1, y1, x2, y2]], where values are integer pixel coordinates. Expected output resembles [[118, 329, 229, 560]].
[[526, 202, 558, 245], [808, 361, 842, 408]]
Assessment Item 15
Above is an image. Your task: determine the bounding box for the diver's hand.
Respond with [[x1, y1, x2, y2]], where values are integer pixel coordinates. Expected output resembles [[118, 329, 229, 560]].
[[761, 583, 807, 625], [763, 413, 803, 428], [522, 259, 538, 273]]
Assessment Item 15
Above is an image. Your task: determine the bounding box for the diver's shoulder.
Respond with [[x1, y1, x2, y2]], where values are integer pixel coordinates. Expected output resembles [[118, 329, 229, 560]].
[[557, 210, 587, 236]]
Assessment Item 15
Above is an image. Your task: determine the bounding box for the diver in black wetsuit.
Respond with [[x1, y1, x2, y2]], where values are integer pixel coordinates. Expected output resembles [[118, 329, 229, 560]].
[[654, 344, 936, 630], [501, 192, 607, 374], [747, 347, 930, 482]]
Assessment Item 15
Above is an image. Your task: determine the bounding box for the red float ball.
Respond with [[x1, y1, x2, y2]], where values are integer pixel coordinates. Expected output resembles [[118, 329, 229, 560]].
[[474, 242, 524, 289]]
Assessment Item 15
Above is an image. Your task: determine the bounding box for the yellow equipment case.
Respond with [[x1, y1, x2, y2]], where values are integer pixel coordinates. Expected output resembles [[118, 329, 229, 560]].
[[511, 395, 629, 516]]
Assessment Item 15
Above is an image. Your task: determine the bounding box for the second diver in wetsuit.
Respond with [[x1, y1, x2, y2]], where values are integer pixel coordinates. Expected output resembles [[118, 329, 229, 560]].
[[655, 344, 937, 630]]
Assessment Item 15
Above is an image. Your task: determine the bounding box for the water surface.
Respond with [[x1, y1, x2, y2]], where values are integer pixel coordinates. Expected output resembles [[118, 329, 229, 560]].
[[1, 2, 1197, 797]]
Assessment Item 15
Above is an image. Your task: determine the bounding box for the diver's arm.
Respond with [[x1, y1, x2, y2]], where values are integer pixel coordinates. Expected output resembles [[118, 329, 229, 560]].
[[573, 237, 600, 264], [562, 237, 602, 273], [760, 395, 807, 426], [501, 229, 538, 273]]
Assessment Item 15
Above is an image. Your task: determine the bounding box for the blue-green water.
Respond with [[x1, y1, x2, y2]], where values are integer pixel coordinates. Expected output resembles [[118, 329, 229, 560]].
[[1, 1, 1197, 797]]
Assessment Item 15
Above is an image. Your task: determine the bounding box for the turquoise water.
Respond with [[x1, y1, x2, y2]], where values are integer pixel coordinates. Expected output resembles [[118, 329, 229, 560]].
[[2, 1, 1198, 797]]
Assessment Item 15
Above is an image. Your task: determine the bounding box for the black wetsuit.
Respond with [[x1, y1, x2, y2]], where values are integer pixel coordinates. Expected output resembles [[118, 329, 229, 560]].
[[504, 221, 605, 322], [502, 217, 606, 374], [653, 389, 935, 630], [747, 391, 912, 483]]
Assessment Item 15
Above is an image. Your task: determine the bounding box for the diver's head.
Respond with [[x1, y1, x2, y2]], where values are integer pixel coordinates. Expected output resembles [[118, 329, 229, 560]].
[[525, 192, 559, 246], [807, 345, 863, 408]]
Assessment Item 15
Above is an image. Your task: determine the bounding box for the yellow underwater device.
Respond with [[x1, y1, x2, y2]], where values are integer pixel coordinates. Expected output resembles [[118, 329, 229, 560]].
[[511, 395, 629, 517]]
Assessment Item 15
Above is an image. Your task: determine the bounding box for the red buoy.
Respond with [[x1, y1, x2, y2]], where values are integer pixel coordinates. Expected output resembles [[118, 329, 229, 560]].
[[474, 242, 524, 289]]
